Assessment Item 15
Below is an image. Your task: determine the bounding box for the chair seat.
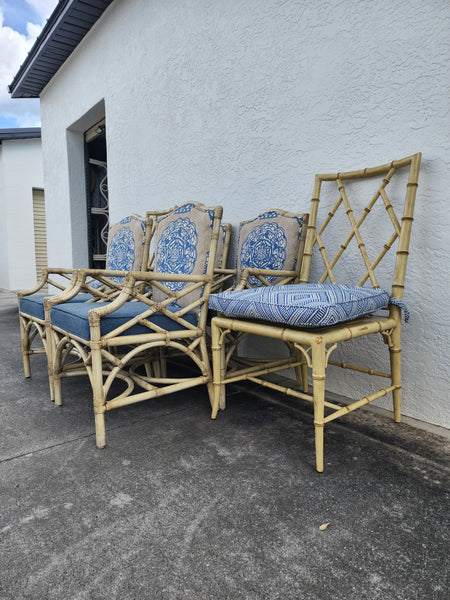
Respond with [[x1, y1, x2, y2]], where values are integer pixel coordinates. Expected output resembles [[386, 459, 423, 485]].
[[20, 294, 93, 320], [209, 283, 406, 327], [50, 301, 197, 340]]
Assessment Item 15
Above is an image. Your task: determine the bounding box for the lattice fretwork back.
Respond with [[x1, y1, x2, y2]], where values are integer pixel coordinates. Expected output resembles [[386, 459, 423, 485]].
[[299, 154, 421, 300]]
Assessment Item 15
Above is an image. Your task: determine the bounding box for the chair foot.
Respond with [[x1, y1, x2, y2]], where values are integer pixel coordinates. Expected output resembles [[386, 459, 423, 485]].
[[22, 355, 31, 378], [315, 425, 324, 473], [211, 381, 223, 419], [95, 412, 106, 448], [53, 379, 63, 406]]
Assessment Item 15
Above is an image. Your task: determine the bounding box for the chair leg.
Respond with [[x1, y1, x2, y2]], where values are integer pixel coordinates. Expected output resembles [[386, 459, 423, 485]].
[[91, 343, 106, 448], [19, 317, 31, 378], [197, 337, 215, 409], [311, 342, 326, 473], [52, 362, 63, 406], [290, 342, 309, 393], [159, 347, 167, 378], [94, 412, 106, 448], [211, 321, 224, 419], [301, 362, 309, 393], [389, 319, 402, 423], [44, 323, 58, 404]]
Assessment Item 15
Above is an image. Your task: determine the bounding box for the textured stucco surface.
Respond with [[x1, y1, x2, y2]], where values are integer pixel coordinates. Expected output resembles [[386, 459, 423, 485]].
[[39, 0, 450, 427], [0, 138, 44, 289]]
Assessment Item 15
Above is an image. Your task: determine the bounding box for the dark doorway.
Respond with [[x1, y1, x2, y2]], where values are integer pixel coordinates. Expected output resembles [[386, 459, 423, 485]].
[[85, 119, 108, 268]]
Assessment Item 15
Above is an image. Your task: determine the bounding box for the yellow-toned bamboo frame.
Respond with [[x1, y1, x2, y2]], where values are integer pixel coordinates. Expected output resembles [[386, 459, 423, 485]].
[[45, 204, 223, 448], [17, 215, 154, 380], [211, 223, 233, 293], [218, 209, 310, 390], [144, 207, 178, 271], [211, 153, 421, 472]]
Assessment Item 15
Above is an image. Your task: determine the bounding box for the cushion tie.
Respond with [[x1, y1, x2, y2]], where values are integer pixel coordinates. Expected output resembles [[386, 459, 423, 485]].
[[389, 298, 410, 323]]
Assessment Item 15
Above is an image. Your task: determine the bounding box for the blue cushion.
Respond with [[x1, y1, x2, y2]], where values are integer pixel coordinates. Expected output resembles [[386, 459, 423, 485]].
[[20, 294, 93, 320], [50, 301, 197, 340], [209, 284, 408, 328]]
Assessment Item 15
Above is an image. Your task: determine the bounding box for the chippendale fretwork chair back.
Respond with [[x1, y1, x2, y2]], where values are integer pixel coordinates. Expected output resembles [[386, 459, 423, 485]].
[[299, 157, 419, 298], [210, 153, 421, 472], [18, 213, 153, 381], [45, 202, 223, 448]]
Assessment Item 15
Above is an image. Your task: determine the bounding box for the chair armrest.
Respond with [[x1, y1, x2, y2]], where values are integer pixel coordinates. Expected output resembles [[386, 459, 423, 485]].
[[17, 268, 76, 298]]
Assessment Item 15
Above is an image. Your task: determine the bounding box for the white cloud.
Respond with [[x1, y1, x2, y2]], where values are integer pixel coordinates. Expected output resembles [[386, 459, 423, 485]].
[[26, 0, 58, 22], [0, 2, 58, 127]]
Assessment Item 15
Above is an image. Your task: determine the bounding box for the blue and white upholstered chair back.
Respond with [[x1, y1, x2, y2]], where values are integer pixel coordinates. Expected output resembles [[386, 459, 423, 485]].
[[152, 202, 218, 309], [236, 209, 309, 288], [105, 214, 148, 274]]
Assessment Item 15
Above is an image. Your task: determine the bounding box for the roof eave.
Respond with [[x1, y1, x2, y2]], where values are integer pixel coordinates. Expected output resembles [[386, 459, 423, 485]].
[[9, 0, 113, 99]]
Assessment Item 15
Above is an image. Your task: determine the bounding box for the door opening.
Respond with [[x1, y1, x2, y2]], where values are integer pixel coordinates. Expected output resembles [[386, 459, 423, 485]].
[[85, 119, 108, 268]]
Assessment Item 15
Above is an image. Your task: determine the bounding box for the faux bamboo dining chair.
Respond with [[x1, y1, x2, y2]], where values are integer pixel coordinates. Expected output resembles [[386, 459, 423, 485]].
[[213, 208, 309, 390], [209, 153, 421, 472], [44, 202, 223, 447], [18, 213, 152, 380]]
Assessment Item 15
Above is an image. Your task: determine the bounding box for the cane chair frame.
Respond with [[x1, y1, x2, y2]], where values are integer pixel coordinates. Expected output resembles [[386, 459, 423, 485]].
[[211, 153, 421, 472], [17, 215, 153, 380], [218, 209, 310, 392], [45, 205, 223, 447], [144, 207, 179, 271]]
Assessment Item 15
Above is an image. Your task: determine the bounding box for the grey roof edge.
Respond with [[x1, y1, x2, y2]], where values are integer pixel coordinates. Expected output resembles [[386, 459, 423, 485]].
[[8, 0, 114, 99], [0, 128, 42, 143]]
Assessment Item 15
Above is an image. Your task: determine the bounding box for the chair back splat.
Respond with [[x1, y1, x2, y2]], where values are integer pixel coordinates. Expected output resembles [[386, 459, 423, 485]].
[[299, 154, 421, 301], [209, 154, 421, 472]]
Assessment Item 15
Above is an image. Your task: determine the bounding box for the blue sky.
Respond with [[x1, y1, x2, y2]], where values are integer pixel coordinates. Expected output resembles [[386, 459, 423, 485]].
[[0, 0, 58, 128], [0, 0, 42, 34]]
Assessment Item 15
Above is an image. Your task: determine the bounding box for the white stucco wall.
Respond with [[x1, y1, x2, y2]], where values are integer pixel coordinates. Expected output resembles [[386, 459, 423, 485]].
[[0, 138, 44, 290], [39, 0, 450, 428]]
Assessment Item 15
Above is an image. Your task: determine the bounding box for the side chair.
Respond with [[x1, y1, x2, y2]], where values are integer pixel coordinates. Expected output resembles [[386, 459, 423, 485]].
[[45, 202, 223, 447], [209, 153, 421, 472], [18, 213, 152, 380], [213, 208, 309, 394]]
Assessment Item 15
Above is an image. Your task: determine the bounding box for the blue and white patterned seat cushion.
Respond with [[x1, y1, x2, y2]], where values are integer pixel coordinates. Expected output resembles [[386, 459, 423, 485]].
[[50, 301, 197, 340], [237, 209, 308, 286], [209, 284, 408, 328], [152, 202, 215, 308], [20, 294, 93, 320], [90, 214, 147, 288]]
